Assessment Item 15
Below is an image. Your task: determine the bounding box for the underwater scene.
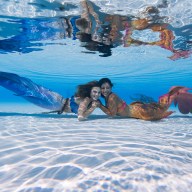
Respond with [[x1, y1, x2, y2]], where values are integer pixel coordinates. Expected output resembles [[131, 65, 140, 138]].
[[0, 0, 192, 191]]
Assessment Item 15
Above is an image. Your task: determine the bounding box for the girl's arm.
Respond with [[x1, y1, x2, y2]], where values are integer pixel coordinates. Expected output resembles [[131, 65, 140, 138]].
[[99, 95, 118, 116], [99, 104, 112, 116], [81, 0, 91, 22], [78, 97, 98, 121], [86, 0, 100, 25]]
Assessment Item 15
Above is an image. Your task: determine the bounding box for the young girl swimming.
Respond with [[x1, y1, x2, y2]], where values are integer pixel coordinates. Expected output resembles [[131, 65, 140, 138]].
[[0, 72, 101, 121], [98, 78, 173, 121]]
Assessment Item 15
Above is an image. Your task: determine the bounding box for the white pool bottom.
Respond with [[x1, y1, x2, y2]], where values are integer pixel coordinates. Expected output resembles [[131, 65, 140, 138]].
[[0, 104, 192, 192]]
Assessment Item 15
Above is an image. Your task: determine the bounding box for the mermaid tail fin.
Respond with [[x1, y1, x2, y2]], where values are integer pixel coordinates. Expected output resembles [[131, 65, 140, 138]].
[[130, 93, 156, 103], [162, 111, 174, 118], [159, 86, 192, 114], [0, 71, 65, 111], [130, 101, 173, 120]]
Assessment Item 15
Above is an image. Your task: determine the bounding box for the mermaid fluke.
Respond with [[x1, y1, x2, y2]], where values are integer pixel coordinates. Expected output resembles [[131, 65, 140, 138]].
[[129, 102, 173, 120], [130, 93, 156, 103], [159, 86, 192, 114], [0, 71, 65, 111]]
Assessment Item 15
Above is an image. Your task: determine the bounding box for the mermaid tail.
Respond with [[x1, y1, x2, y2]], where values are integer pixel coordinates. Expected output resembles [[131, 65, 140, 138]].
[[168, 50, 192, 61], [159, 86, 192, 114], [0, 71, 65, 110], [129, 101, 173, 120], [130, 93, 156, 103]]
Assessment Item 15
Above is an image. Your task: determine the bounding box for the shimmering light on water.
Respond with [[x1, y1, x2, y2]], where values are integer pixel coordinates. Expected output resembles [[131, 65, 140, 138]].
[[0, 0, 192, 191], [0, 109, 192, 192]]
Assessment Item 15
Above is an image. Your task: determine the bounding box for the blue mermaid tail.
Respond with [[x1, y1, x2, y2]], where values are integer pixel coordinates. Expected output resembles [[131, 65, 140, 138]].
[[0, 71, 65, 110]]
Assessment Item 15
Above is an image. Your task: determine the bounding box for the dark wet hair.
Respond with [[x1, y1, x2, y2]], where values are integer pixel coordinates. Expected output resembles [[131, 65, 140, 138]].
[[76, 32, 92, 42], [75, 18, 89, 31], [76, 32, 112, 57], [75, 80, 100, 98], [98, 78, 113, 98], [98, 78, 113, 87]]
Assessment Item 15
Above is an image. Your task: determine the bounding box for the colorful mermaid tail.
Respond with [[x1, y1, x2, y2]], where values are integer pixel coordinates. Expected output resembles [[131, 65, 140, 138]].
[[149, 27, 175, 51], [129, 101, 173, 120], [0, 71, 65, 111], [159, 86, 192, 114], [168, 50, 192, 61]]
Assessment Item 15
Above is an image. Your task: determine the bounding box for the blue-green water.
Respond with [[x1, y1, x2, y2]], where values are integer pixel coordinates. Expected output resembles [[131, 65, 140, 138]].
[[0, 0, 191, 106], [0, 1, 192, 192]]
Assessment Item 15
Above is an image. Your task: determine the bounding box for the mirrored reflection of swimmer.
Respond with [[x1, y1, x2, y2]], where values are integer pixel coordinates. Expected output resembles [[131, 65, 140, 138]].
[[75, 0, 139, 56], [0, 0, 191, 59], [75, 0, 113, 57], [0, 17, 80, 54], [123, 6, 192, 60], [76, 1, 191, 59]]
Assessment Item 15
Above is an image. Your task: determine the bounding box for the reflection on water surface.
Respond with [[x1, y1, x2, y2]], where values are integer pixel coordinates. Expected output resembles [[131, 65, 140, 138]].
[[0, 0, 191, 60], [0, 1, 192, 192]]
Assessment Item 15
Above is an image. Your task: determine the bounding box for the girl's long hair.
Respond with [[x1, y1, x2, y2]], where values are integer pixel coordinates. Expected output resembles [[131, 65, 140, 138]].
[[98, 78, 114, 98], [98, 78, 113, 87], [75, 80, 100, 98]]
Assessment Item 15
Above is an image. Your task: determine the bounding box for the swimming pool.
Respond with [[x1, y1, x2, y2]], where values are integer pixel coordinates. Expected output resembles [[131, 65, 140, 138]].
[[0, 0, 192, 191], [0, 0, 191, 102]]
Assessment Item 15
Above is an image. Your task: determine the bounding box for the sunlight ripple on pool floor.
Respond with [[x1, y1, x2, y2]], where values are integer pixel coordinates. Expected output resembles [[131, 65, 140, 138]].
[[0, 0, 192, 191], [0, 114, 192, 192]]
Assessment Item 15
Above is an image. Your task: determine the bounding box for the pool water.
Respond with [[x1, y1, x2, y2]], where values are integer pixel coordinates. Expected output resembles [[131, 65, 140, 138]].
[[0, 0, 192, 192], [0, 0, 191, 102]]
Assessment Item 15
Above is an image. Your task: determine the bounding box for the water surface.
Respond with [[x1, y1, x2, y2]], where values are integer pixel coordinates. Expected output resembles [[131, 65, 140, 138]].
[[0, 1, 192, 191]]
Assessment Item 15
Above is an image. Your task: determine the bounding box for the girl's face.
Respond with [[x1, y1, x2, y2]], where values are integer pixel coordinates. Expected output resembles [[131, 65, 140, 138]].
[[90, 87, 101, 101], [101, 82, 112, 98]]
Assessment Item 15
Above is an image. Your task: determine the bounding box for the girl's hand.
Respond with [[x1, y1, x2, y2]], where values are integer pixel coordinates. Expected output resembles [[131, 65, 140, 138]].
[[78, 115, 87, 121], [92, 101, 101, 107]]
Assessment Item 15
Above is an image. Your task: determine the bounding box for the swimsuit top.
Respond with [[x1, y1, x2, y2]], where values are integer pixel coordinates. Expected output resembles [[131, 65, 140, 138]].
[[117, 101, 127, 113], [69, 16, 80, 40], [106, 92, 127, 113], [70, 96, 79, 114]]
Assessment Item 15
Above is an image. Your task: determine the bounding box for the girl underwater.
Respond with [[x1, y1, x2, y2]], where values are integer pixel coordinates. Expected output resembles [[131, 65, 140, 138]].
[[0, 72, 101, 121], [97, 78, 192, 120]]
